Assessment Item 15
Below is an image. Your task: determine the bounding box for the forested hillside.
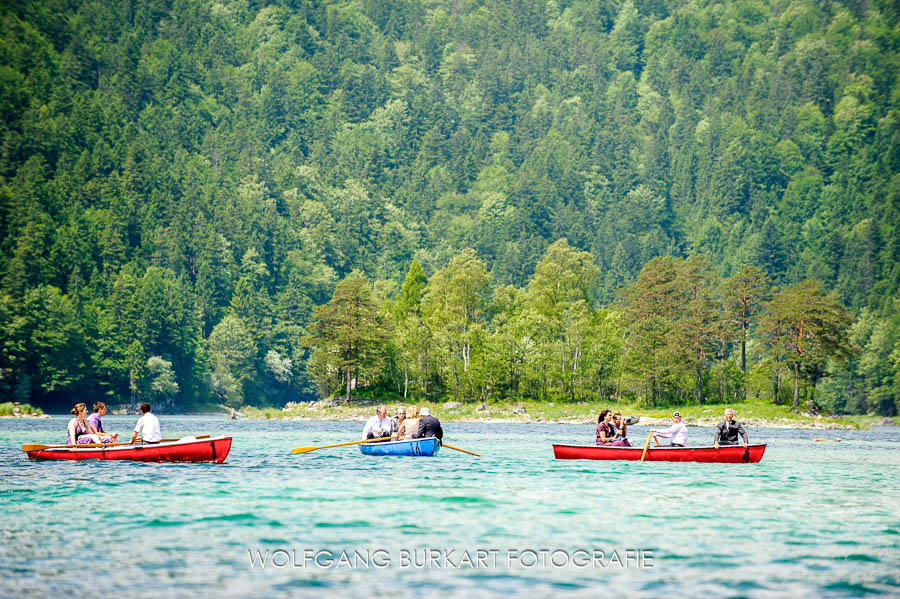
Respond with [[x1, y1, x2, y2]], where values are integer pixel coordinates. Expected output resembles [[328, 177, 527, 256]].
[[1, 0, 897, 413]]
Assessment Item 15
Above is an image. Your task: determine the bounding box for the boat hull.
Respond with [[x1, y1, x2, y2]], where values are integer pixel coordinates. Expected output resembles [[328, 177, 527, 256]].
[[359, 437, 441, 457], [26, 436, 233, 463], [552, 443, 766, 463]]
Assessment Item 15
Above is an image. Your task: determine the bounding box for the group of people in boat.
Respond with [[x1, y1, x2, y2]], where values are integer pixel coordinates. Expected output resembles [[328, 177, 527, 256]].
[[595, 409, 633, 446], [362, 405, 443, 441], [596, 407, 750, 448], [66, 402, 162, 446]]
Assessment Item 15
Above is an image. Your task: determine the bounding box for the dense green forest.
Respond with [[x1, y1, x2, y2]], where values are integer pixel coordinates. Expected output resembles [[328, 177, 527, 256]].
[[0, 0, 897, 414]]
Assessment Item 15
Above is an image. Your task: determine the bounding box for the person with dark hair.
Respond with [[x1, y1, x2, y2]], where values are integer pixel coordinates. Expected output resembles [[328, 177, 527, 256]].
[[87, 402, 117, 443], [596, 409, 612, 445], [67, 403, 103, 445], [362, 406, 391, 440], [610, 412, 632, 446], [596, 410, 630, 446], [714, 408, 749, 449], [130, 403, 161, 444]]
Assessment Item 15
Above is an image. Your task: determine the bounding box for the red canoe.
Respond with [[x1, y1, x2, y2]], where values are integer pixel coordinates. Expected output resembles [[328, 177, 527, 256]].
[[552, 443, 766, 463], [24, 436, 233, 463]]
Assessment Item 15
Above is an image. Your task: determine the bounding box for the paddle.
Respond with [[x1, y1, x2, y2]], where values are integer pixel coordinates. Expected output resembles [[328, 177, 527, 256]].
[[23, 434, 213, 453], [160, 434, 210, 442], [440, 442, 481, 457], [23, 441, 133, 452], [441, 441, 483, 457], [291, 435, 397, 454], [640, 431, 653, 462]]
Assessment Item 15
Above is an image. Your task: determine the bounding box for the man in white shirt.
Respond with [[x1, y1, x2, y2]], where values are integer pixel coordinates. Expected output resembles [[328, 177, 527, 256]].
[[362, 406, 392, 440], [651, 412, 688, 447], [130, 403, 162, 444]]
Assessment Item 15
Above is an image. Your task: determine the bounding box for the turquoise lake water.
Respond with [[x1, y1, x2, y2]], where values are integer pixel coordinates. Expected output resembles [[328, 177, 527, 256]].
[[1, 415, 898, 598]]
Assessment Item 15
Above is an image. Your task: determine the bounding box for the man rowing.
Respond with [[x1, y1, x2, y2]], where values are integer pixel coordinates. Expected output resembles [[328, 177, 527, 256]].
[[362, 405, 392, 440], [651, 412, 688, 447], [714, 408, 749, 449], [130, 403, 162, 444]]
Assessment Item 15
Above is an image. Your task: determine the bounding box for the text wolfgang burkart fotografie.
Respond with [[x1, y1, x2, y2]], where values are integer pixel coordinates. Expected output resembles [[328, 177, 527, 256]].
[[248, 547, 654, 569]]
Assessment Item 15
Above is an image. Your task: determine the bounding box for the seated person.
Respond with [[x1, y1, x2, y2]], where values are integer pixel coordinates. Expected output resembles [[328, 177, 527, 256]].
[[596, 409, 629, 446], [714, 408, 749, 448], [651, 412, 688, 447], [413, 407, 443, 440], [397, 406, 420, 441], [67, 403, 103, 445], [391, 407, 406, 435], [610, 412, 632, 447], [87, 402, 118, 444], [130, 403, 162, 444], [362, 406, 392, 440]]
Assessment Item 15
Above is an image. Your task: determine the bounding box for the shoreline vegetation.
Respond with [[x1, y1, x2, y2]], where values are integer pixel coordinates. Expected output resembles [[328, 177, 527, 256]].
[[0, 402, 46, 418], [239, 398, 879, 430]]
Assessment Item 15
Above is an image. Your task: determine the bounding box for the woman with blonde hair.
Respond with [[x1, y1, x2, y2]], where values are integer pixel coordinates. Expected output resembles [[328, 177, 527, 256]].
[[67, 403, 103, 445], [397, 405, 420, 441]]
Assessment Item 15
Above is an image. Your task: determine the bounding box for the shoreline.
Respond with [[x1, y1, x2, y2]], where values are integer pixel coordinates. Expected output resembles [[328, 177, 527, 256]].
[[239, 400, 866, 430], [244, 414, 856, 429]]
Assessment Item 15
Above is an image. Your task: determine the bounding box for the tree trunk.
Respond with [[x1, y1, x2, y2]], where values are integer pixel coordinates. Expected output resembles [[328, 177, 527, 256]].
[[741, 332, 747, 402], [696, 348, 703, 405], [793, 361, 801, 408], [345, 367, 352, 402]]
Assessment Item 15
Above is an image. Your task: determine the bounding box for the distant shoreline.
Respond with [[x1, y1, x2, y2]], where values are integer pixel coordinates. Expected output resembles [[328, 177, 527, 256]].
[[238, 399, 867, 430]]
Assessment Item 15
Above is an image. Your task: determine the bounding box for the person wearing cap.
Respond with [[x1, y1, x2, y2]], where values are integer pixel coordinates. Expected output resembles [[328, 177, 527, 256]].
[[714, 408, 749, 449], [362, 406, 392, 440], [413, 407, 443, 441], [651, 412, 688, 447], [391, 407, 406, 435], [397, 405, 420, 441]]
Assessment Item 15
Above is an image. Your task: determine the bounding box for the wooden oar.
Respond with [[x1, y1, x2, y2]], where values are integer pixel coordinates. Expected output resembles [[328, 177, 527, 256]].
[[22, 441, 133, 452], [441, 442, 481, 457], [640, 431, 653, 462], [291, 435, 397, 454], [23, 434, 212, 453], [160, 434, 210, 442]]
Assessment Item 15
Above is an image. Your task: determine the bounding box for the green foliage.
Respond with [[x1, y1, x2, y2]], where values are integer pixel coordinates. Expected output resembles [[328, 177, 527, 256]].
[[304, 270, 389, 401], [0, 0, 896, 413], [0, 402, 42, 416]]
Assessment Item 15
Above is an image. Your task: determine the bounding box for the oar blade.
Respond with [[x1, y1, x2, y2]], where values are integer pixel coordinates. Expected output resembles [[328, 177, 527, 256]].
[[290, 435, 397, 455]]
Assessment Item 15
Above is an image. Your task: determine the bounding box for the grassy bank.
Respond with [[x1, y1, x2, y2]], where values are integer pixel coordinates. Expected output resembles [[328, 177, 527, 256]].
[[0, 402, 44, 417], [241, 397, 862, 429]]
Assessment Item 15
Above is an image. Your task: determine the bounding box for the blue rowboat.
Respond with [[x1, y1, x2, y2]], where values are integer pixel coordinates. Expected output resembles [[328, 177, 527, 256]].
[[359, 437, 441, 457]]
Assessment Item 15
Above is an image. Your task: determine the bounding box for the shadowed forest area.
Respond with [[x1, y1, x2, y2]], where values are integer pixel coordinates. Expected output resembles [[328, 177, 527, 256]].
[[0, 0, 897, 414]]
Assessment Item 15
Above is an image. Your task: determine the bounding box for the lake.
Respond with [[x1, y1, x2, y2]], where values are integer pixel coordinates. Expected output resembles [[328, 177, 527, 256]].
[[1, 415, 898, 598]]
